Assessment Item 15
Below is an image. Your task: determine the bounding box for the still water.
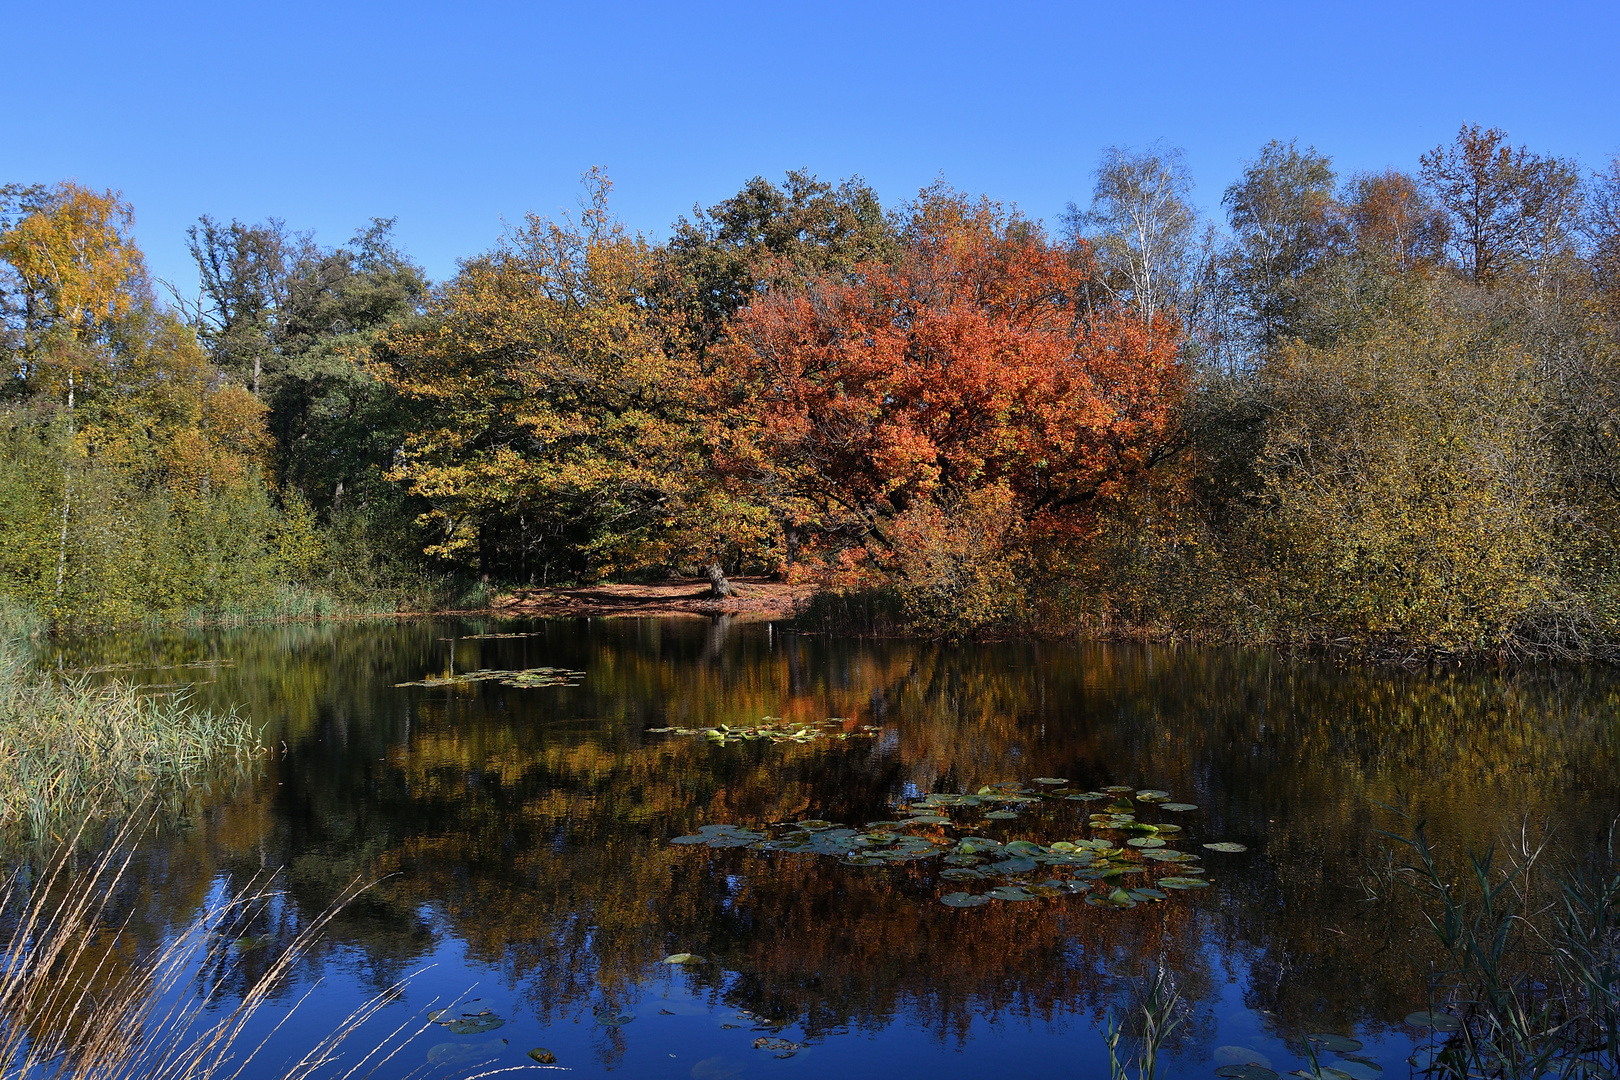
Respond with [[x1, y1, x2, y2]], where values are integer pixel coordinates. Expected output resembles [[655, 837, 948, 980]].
[[39, 616, 1620, 1079]]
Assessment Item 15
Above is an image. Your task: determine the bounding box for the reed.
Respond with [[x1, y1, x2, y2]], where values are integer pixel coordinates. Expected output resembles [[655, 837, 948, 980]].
[[1103, 967, 1183, 1080], [0, 640, 261, 842], [1378, 812, 1619, 1079]]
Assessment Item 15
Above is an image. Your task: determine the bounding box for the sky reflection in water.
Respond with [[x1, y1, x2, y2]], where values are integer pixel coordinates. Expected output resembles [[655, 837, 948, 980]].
[[41, 617, 1620, 1079]]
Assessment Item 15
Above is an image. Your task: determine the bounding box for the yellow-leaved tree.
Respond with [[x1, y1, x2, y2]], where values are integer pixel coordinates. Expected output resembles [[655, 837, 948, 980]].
[[375, 173, 772, 586], [0, 182, 285, 623]]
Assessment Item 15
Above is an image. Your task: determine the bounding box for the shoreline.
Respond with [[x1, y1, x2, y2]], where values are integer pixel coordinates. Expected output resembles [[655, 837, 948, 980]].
[[488, 576, 800, 621]]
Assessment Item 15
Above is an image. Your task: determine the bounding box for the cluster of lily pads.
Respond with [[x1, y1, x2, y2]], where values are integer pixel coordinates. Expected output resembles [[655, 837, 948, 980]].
[[437, 632, 545, 640], [646, 717, 881, 746], [670, 779, 1250, 910], [427, 1003, 504, 1035], [394, 666, 585, 689], [1215, 1031, 1386, 1080]]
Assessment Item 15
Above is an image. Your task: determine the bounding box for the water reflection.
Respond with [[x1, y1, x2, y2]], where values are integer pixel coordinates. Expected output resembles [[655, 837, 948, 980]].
[[37, 619, 1620, 1076]]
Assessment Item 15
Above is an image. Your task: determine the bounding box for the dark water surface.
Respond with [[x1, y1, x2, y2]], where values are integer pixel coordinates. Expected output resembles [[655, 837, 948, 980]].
[[38, 617, 1620, 1079]]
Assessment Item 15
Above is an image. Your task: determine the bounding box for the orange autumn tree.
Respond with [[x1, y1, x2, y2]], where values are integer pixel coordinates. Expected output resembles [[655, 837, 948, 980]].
[[712, 185, 1186, 631]]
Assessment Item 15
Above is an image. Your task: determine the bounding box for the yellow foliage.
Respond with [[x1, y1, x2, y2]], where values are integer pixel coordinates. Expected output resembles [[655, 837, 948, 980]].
[[0, 182, 144, 345]]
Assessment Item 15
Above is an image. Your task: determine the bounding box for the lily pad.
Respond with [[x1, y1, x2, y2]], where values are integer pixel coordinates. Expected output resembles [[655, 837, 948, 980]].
[[428, 1039, 507, 1065], [1405, 1010, 1462, 1032], [592, 1007, 635, 1026], [1325, 1061, 1381, 1080], [1103, 785, 1134, 793], [528, 1048, 558, 1064], [983, 810, 1020, 820], [661, 952, 705, 965], [940, 867, 985, 880], [988, 885, 1038, 901], [1159, 802, 1199, 812], [1032, 777, 1068, 785], [939, 891, 990, 907], [1157, 876, 1210, 889], [1127, 836, 1166, 848], [1214, 1067, 1279, 1080], [990, 857, 1038, 875], [1307, 1034, 1363, 1054], [753, 1037, 804, 1057], [1136, 789, 1171, 800], [437, 1009, 504, 1035], [1129, 887, 1168, 900], [1216, 1046, 1274, 1068], [1204, 842, 1249, 853]]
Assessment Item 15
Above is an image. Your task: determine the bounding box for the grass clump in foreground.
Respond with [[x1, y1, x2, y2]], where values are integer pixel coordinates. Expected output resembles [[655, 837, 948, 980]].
[[1377, 813, 1619, 1079], [0, 644, 261, 841]]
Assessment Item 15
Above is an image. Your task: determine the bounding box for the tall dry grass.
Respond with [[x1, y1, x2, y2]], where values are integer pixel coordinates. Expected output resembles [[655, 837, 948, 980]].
[[0, 821, 532, 1079]]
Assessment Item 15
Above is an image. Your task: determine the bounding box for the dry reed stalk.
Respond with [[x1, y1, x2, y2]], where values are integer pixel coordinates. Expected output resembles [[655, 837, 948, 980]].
[[0, 818, 537, 1079]]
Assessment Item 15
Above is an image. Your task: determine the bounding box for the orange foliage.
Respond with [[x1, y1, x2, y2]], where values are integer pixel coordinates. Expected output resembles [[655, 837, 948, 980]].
[[713, 187, 1185, 584]]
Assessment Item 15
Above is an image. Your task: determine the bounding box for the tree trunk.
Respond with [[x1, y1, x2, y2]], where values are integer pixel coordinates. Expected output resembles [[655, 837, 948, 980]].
[[706, 562, 735, 599], [55, 374, 74, 598]]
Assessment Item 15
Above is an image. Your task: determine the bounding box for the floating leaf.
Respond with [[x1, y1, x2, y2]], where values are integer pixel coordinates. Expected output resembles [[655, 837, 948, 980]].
[[939, 891, 990, 907], [396, 666, 585, 689], [1127, 836, 1166, 848], [1129, 887, 1168, 901], [984, 810, 1019, 820], [1405, 1010, 1462, 1032], [1136, 789, 1171, 800], [1160, 802, 1198, 812], [1032, 777, 1068, 785], [940, 867, 985, 881], [1204, 842, 1248, 853], [904, 815, 951, 826], [528, 1048, 557, 1064], [1325, 1061, 1381, 1080], [1214, 1067, 1279, 1080], [753, 1037, 804, 1057], [990, 857, 1038, 875], [1215, 1046, 1274, 1068], [988, 886, 1037, 902], [1157, 877, 1210, 889], [441, 1011, 504, 1035], [661, 953, 704, 965], [1307, 1034, 1363, 1054], [591, 1007, 634, 1026], [428, 1039, 507, 1065], [1103, 785, 1134, 793]]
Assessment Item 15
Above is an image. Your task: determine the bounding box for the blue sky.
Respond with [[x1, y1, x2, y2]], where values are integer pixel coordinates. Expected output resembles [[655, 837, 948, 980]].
[[8, 0, 1618, 291]]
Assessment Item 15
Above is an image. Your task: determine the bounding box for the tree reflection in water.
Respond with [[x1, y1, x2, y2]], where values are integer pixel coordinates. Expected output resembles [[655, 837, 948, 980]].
[[37, 618, 1620, 1075]]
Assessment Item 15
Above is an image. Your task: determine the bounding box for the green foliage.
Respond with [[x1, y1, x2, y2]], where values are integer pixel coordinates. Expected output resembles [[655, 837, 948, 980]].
[[1253, 285, 1589, 654]]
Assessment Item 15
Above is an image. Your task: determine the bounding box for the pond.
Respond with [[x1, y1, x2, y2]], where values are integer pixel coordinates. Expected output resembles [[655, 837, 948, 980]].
[[34, 616, 1620, 1079]]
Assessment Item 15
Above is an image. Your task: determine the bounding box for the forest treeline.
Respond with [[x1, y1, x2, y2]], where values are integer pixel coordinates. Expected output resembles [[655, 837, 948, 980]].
[[4, 124, 1620, 656]]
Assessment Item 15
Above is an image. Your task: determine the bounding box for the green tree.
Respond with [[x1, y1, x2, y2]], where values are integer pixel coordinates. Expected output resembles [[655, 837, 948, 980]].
[[653, 170, 894, 364], [1222, 140, 1342, 349]]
